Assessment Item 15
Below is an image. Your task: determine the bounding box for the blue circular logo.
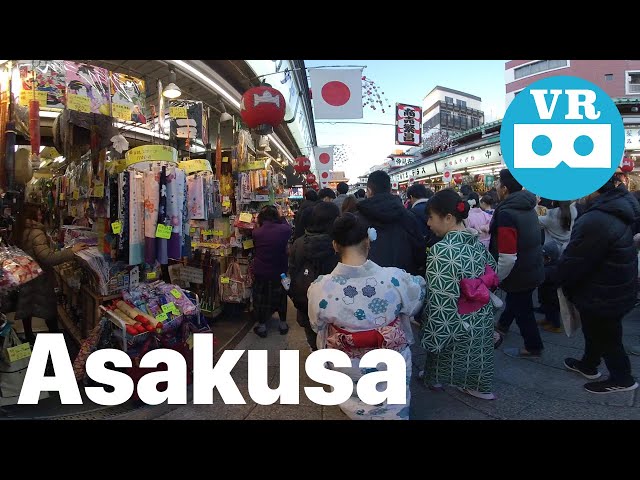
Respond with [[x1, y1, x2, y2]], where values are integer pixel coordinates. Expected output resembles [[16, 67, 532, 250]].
[[500, 75, 624, 200]]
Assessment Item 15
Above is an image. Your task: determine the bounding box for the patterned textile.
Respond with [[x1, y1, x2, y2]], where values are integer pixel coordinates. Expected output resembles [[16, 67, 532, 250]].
[[144, 168, 159, 264], [420, 229, 498, 394], [167, 168, 185, 260], [157, 166, 168, 265], [187, 174, 205, 220], [118, 171, 129, 263], [252, 278, 287, 324], [129, 172, 144, 265], [326, 318, 409, 359], [307, 260, 426, 420], [182, 177, 191, 258]]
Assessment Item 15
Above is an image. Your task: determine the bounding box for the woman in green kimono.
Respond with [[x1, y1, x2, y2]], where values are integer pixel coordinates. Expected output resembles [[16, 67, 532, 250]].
[[421, 189, 499, 400]]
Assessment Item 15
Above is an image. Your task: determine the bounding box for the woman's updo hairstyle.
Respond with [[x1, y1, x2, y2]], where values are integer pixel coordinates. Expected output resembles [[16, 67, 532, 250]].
[[331, 212, 368, 247], [427, 188, 470, 222], [467, 191, 480, 207]]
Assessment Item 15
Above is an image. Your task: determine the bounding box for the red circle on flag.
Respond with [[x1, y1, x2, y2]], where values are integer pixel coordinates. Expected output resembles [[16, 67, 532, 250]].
[[321, 81, 351, 106], [319, 153, 331, 164], [321, 172, 329, 179]]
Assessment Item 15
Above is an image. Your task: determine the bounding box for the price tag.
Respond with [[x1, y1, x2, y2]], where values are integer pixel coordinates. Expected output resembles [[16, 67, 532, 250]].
[[222, 156, 229, 163], [19, 90, 48, 107], [201, 229, 211, 236], [7, 343, 31, 363], [59, 193, 65, 202], [213, 230, 223, 237], [155, 224, 173, 239], [162, 302, 176, 314], [93, 183, 105, 198], [239, 212, 253, 223], [242, 239, 254, 249], [67, 94, 91, 113], [111, 221, 122, 234], [146, 271, 157, 280], [73, 189, 79, 200], [171, 306, 181, 316], [112, 103, 132, 121], [220, 276, 230, 284], [170, 288, 182, 299], [190, 227, 196, 234], [155, 312, 168, 322], [222, 200, 231, 208], [170, 106, 188, 118]]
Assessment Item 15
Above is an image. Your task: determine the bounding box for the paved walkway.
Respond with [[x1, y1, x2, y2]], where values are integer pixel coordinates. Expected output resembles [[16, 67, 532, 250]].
[[154, 300, 640, 421]]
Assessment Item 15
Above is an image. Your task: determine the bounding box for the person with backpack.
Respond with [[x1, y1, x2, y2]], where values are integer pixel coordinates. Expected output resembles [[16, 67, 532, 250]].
[[288, 202, 341, 351]]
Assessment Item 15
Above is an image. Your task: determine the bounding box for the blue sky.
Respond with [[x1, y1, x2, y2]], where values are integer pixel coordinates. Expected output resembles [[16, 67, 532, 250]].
[[304, 60, 507, 182]]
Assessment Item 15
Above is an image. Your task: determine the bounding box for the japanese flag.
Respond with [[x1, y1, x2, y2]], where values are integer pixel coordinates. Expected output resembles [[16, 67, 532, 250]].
[[317, 169, 332, 188], [313, 146, 334, 172], [309, 68, 363, 119]]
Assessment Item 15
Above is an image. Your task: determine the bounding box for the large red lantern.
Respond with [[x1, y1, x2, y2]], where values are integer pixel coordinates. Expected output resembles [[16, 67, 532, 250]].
[[310, 182, 319, 190], [294, 156, 311, 174], [453, 173, 463, 184], [621, 156, 635, 173], [239, 84, 286, 133], [306, 173, 316, 184]]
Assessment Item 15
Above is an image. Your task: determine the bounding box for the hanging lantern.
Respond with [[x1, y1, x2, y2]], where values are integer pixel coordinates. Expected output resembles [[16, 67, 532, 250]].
[[306, 173, 316, 184], [453, 173, 463, 184], [310, 181, 319, 190], [294, 156, 311, 174], [239, 83, 286, 134], [621, 156, 635, 173]]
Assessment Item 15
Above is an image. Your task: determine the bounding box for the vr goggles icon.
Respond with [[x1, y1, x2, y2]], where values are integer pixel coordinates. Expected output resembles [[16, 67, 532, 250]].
[[513, 124, 611, 169]]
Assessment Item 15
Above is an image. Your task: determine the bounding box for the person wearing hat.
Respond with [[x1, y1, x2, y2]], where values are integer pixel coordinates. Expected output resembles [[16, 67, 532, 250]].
[[552, 174, 640, 393]]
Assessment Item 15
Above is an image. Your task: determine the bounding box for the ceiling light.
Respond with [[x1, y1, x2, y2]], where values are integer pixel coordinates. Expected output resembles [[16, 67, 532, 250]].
[[219, 100, 233, 122], [162, 69, 182, 99]]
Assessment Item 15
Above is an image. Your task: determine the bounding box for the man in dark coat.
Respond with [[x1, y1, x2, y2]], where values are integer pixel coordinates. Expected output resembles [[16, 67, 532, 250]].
[[293, 189, 318, 241], [357, 170, 426, 276], [553, 176, 640, 394], [406, 183, 439, 248], [491, 169, 545, 358]]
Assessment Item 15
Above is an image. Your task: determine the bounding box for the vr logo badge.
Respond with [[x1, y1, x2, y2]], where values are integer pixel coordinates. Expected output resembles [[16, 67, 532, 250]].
[[501, 75, 625, 201], [513, 124, 611, 169]]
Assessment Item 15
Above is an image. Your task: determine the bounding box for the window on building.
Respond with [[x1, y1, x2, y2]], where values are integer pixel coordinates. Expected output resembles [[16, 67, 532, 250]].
[[445, 96, 453, 105], [456, 99, 467, 108], [605, 74, 614, 81], [514, 60, 568, 80], [626, 71, 640, 94]]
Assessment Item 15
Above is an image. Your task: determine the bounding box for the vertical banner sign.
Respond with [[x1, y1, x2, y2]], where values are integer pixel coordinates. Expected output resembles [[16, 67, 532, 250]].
[[396, 103, 422, 146], [313, 146, 334, 172]]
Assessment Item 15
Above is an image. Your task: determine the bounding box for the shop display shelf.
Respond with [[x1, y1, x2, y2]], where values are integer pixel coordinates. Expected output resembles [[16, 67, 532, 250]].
[[57, 304, 82, 345]]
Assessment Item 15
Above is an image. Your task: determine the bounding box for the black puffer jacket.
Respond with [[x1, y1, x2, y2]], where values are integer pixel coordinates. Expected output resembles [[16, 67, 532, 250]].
[[293, 200, 317, 241], [553, 187, 640, 317], [357, 193, 426, 276]]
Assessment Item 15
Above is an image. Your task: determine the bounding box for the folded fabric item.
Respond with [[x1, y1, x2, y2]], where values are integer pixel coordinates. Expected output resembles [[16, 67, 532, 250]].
[[458, 265, 500, 315]]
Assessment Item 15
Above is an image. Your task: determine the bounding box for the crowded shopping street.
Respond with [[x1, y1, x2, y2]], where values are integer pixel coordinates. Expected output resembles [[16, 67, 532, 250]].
[[1, 59, 640, 420]]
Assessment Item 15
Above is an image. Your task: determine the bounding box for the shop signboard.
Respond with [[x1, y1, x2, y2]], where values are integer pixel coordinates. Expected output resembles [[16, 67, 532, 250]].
[[395, 103, 422, 146], [388, 155, 415, 169], [625, 127, 640, 150]]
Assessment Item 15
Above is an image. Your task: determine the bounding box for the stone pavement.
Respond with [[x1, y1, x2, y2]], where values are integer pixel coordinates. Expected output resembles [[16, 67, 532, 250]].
[[154, 299, 640, 421]]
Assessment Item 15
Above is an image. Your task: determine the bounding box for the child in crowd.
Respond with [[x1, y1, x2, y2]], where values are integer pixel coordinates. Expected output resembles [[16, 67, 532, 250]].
[[538, 241, 562, 333]]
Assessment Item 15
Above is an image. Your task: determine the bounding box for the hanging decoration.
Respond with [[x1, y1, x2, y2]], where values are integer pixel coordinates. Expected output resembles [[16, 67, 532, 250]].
[[334, 145, 350, 167], [424, 129, 455, 153], [361, 75, 391, 114], [310, 181, 319, 190], [305, 173, 316, 184], [621, 156, 635, 173], [239, 83, 286, 134], [453, 173, 463, 185], [293, 156, 311, 174]]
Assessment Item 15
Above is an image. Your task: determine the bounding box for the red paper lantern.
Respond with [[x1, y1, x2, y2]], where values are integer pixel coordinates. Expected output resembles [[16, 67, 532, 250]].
[[306, 173, 316, 184], [240, 84, 286, 131], [621, 156, 635, 173], [294, 156, 311, 174], [453, 173, 463, 184], [310, 182, 319, 190]]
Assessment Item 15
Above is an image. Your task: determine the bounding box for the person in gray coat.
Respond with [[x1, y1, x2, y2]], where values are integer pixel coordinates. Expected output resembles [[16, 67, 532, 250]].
[[333, 182, 349, 211]]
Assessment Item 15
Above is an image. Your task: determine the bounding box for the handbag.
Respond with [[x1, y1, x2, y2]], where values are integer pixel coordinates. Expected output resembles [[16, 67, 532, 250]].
[[0, 323, 31, 400], [558, 287, 581, 337], [220, 260, 247, 303]]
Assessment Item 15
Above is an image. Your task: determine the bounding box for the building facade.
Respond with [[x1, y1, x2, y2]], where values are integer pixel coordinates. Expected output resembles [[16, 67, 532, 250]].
[[422, 86, 484, 137], [505, 60, 640, 106]]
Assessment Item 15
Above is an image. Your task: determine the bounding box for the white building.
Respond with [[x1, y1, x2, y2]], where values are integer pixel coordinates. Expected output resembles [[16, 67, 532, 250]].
[[422, 86, 485, 138]]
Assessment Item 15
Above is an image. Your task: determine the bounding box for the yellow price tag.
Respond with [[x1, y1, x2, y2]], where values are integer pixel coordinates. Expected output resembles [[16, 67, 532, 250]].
[[222, 200, 231, 208], [155, 224, 173, 239], [222, 156, 229, 163], [146, 272, 157, 280], [73, 190, 79, 200], [171, 306, 181, 316], [170, 106, 188, 118], [67, 94, 91, 113], [111, 221, 122, 234], [93, 183, 105, 198], [220, 276, 230, 284], [243, 239, 254, 250], [59, 193, 65, 201], [170, 288, 182, 299], [239, 212, 253, 223], [7, 343, 31, 363], [162, 302, 176, 314], [155, 312, 168, 322], [213, 230, 223, 237], [190, 227, 196, 234], [112, 103, 131, 121], [19, 90, 48, 107]]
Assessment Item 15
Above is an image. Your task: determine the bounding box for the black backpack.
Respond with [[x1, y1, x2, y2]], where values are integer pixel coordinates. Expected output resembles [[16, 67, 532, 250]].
[[289, 254, 335, 312]]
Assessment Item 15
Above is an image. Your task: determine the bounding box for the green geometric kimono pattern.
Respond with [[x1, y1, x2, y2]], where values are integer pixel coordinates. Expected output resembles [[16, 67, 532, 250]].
[[420, 230, 498, 393]]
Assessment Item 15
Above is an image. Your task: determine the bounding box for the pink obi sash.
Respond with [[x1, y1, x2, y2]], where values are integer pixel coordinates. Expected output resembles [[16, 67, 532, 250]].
[[457, 265, 499, 315]]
